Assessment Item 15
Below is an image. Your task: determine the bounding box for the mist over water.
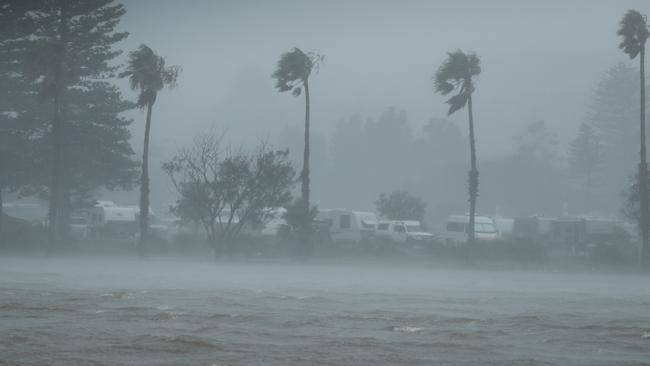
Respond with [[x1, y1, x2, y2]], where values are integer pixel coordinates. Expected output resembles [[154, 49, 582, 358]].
[[1, 257, 650, 366]]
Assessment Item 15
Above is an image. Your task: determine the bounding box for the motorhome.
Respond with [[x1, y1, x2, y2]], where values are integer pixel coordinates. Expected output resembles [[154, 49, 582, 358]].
[[513, 215, 629, 255], [512, 216, 554, 243], [444, 215, 499, 243], [375, 220, 435, 243], [316, 209, 378, 242], [87, 201, 154, 239]]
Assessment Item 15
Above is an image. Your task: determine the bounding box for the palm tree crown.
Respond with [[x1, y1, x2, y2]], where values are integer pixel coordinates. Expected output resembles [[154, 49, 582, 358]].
[[272, 48, 321, 96], [120, 44, 180, 107], [618, 10, 649, 59], [434, 50, 481, 115]]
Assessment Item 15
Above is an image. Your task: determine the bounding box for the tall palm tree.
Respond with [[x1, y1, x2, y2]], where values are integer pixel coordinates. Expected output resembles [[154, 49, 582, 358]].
[[618, 9, 650, 269], [120, 44, 180, 257], [434, 50, 481, 246], [272, 48, 322, 226]]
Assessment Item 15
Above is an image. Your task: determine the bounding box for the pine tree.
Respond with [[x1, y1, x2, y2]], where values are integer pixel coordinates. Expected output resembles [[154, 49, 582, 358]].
[[19, 0, 133, 247]]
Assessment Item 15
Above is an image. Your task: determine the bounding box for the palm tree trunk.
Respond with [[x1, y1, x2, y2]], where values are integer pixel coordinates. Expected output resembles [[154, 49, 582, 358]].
[[139, 102, 153, 258], [302, 78, 311, 212], [467, 94, 478, 248], [48, 92, 63, 254], [639, 45, 649, 270], [301, 78, 311, 257]]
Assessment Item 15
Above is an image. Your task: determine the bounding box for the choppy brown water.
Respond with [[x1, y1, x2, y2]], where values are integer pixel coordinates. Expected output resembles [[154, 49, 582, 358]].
[[1, 257, 650, 365]]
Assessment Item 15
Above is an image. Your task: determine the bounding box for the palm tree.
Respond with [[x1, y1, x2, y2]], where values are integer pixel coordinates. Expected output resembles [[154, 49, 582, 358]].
[[434, 50, 481, 246], [120, 44, 180, 257], [618, 10, 650, 269], [272, 48, 323, 228]]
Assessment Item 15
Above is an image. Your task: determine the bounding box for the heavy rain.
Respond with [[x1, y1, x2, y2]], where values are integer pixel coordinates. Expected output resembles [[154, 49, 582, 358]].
[[1, 1, 650, 365]]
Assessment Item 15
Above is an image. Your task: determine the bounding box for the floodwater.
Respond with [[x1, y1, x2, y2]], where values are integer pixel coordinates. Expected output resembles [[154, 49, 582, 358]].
[[1, 257, 649, 366]]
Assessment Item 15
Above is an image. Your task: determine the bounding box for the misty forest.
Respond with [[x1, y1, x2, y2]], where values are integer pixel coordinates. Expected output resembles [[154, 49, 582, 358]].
[[1, 1, 650, 365]]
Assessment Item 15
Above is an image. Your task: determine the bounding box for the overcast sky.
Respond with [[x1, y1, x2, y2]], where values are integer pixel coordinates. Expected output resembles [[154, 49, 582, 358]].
[[117, 0, 650, 158]]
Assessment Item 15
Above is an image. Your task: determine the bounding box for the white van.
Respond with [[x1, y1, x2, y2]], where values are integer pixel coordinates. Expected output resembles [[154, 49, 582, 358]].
[[376, 220, 435, 243], [444, 215, 499, 243], [316, 209, 377, 242]]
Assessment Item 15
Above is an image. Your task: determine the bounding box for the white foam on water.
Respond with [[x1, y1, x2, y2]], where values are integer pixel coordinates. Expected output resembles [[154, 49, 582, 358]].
[[393, 326, 424, 333]]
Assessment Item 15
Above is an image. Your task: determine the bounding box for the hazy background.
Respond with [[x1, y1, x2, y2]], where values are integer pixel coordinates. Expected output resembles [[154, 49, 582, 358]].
[[105, 0, 650, 225]]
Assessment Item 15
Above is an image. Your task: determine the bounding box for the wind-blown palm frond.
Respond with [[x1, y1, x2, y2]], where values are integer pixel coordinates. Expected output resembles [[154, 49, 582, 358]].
[[272, 47, 322, 96], [433, 50, 480, 115], [119, 44, 181, 108], [618, 10, 649, 59]]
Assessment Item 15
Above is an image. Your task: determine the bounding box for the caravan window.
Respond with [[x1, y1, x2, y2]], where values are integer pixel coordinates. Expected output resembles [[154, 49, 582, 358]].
[[475, 223, 497, 233], [446, 222, 465, 232], [393, 225, 405, 233], [340, 214, 351, 229]]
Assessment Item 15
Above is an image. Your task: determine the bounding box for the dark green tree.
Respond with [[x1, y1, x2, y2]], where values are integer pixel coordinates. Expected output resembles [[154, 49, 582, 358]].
[[375, 191, 426, 222], [618, 9, 650, 268], [272, 48, 323, 234], [23, 0, 130, 249], [434, 50, 481, 245], [120, 44, 180, 257], [0, 0, 33, 244]]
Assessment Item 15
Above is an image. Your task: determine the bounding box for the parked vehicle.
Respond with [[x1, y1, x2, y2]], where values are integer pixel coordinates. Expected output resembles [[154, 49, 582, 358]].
[[376, 220, 435, 243], [444, 215, 499, 243], [493, 216, 514, 238], [512, 216, 554, 243], [86, 201, 154, 239], [70, 216, 90, 239], [513, 215, 630, 256], [316, 209, 378, 242]]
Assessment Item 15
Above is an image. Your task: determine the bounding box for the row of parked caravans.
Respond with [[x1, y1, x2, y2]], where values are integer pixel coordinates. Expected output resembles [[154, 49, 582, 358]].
[[510, 216, 634, 255], [315, 209, 438, 243]]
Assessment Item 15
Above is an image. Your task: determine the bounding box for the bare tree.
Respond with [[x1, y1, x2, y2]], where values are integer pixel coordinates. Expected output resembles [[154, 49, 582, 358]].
[[163, 133, 295, 259]]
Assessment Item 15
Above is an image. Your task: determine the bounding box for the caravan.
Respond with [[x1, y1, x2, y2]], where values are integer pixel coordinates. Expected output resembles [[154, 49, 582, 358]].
[[316, 209, 378, 242], [87, 201, 155, 239], [444, 215, 499, 243]]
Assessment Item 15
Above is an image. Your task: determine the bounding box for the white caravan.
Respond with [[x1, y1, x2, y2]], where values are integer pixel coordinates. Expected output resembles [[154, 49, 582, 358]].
[[87, 201, 154, 239], [316, 209, 378, 242], [444, 215, 499, 243], [376, 220, 435, 243]]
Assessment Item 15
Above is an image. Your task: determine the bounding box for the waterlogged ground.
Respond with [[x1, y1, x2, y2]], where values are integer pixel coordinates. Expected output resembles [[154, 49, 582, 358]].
[[1, 256, 650, 366]]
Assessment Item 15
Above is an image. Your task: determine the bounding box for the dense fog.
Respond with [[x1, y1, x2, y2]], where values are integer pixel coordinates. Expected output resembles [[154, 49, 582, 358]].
[[108, 0, 649, 223]]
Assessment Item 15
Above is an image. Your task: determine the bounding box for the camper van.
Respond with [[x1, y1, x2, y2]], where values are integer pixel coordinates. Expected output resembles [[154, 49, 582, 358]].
[[316, 209, 378, 242], [444, 215, 499, 243], [375, 220, 435, 243]]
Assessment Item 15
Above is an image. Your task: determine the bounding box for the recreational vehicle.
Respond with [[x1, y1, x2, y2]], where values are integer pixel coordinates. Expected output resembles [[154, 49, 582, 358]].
[[444, 215, 499, 243], [316, 209, 378, 242], [375, 220, 435, 243]]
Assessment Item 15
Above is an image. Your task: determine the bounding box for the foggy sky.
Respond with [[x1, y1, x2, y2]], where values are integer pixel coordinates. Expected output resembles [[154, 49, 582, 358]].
[[116, 0, 649, 157], [104, 0, 650, 215]]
